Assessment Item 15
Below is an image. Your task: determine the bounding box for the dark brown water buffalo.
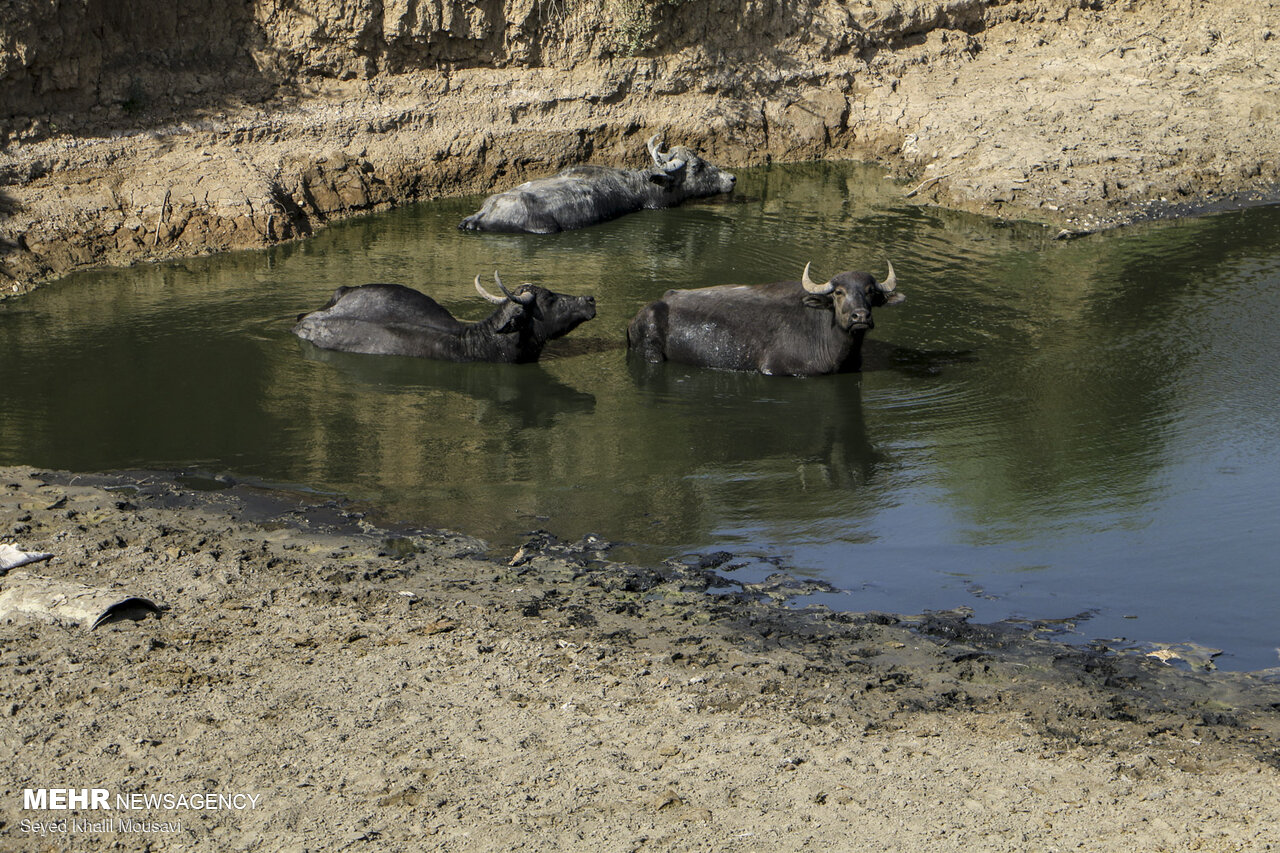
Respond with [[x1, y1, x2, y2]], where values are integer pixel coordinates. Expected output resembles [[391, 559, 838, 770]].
[[293, 273, 596, 363], [458, 135, 736, 233], [627, 263, 905, 376]]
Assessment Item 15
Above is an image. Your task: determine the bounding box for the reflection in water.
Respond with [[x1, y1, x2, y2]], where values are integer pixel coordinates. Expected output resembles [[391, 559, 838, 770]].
[[623, 358, 884, 544], [299, 343, 598, 430], [2, 163, 1280, 667]]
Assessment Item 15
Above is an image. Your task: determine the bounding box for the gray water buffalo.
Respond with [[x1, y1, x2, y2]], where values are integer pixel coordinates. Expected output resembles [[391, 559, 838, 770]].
[[293, 273, 596, 363], [627, 263, 904, 376], [458, 135, 736, 233]]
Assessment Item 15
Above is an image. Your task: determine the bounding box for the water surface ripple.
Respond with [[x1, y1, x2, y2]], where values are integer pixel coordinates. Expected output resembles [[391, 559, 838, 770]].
[[3, 162, 1279, 669]]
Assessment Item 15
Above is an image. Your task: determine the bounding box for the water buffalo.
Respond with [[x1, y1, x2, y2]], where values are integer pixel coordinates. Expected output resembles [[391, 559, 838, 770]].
[[627, 263, 905, 376], [458, 135, 736, 233], [293, 273, 596, 363]]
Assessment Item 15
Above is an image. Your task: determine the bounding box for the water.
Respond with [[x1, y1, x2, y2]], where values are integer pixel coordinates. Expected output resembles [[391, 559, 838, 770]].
[[2, 162, 1279, 669]]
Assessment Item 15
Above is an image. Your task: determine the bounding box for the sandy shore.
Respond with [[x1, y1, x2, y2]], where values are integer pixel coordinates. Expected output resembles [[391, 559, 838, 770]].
[[3, 466, 1280, 850]]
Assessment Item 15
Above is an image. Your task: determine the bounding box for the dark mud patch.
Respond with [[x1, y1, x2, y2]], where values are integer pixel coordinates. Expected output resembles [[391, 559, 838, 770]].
[[3, 467, 1279, 756], [6, 465, 1280, 849]]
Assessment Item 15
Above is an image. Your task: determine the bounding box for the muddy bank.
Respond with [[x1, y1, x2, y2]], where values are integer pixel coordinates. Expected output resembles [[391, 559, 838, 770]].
[[3, 0, 1280, 295], [3, 466, 1280, 849]]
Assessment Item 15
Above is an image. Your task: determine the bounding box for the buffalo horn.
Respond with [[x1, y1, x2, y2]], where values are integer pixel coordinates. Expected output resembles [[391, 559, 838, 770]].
[[474, 274, 507, 304], [475, 272, 533, 305], [877, 260, 898, 293], [646, 133, 671, 167], [801, 262, 834, 295], [493, 271, 535, 305]]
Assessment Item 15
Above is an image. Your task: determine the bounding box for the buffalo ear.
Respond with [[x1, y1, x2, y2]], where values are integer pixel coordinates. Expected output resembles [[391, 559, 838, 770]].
[[884, 291, 906, 306], [495, 304, 527, 334], [648, 172, 673, 188], [802, 294, 834, 310]]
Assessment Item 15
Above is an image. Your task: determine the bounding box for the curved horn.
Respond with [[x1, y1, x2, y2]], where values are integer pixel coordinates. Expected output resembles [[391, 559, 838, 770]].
[[646, 133, 670, 166], [494, 270, 535, 305], [475, 274, 507, 304], [877, 260, 898, 293], [801, 262, 834, 295]]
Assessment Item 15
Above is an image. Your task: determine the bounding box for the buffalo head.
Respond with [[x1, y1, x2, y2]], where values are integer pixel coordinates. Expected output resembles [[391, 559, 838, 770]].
[[645, 134, 737, 197], [801, 262, 905, 331], [474, 271, 597, 342]]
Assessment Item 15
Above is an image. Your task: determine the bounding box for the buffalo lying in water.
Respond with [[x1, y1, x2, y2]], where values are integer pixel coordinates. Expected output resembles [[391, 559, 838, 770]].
[[458, 135, 736, 233], [627, 263, 905, 376], [293, 273, 597, 363]]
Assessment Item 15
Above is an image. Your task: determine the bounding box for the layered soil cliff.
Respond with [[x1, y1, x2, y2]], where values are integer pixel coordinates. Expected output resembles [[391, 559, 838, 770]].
[[2, 0, 1278, 294]]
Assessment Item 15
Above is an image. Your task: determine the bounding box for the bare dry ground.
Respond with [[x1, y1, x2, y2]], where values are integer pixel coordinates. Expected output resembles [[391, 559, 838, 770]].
[[4, 470, 1280, 851]]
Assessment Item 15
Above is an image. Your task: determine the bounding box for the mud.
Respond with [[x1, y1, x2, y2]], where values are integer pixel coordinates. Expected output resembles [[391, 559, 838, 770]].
[[3, 466, 1280, 849], [4, 1, 1280, 847], [3, 0, 1280, 295]]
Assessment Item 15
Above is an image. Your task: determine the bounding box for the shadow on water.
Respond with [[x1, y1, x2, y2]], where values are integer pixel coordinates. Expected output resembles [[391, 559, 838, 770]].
[[862, 339, 979, 377], [625, 355, 884, 495], [298, 342, 597, 430]]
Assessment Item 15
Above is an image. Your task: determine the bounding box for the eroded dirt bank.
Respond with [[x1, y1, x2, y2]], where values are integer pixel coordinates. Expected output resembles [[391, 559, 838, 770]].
[[5, 4, 1280, 847], [3, 0, 1279, 295], [3, 466, 1280, 850]]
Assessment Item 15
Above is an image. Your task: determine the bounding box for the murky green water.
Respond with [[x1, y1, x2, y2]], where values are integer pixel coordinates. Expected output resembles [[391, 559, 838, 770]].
[[3, 162, 1279, 668]]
